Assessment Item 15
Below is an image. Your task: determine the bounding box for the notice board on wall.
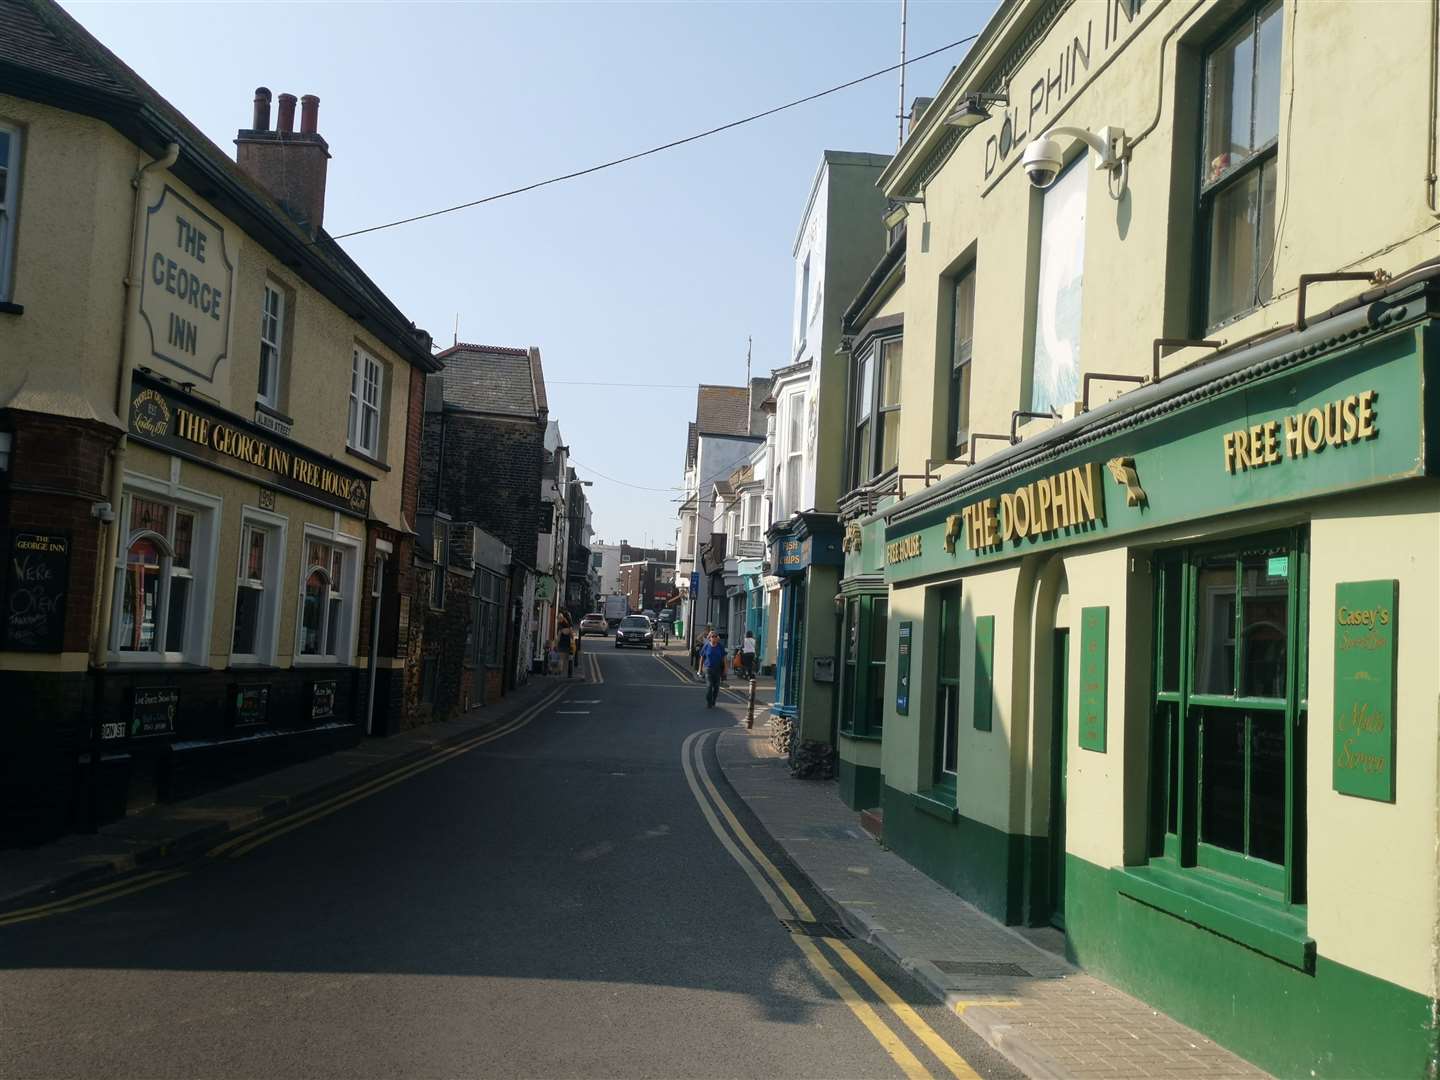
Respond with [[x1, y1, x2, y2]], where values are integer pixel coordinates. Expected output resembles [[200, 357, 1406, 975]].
[[1333, 580, 1397, 802], [972, 615, 995, 731], [896, 622, 912, 715], [1078, 606, 1108, 752], [1, 530, 70, 652]]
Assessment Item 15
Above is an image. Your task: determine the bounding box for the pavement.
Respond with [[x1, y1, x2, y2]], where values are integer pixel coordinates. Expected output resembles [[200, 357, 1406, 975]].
[[0, 673, 573, 910], [713, 723, 1270, 1080]]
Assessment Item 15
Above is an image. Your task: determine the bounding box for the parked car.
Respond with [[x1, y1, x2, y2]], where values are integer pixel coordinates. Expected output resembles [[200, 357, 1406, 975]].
[[614, 614, 654, 650], [641, 608, 657, 621], [658, 608, 674, 625], [579, 612, 608, 637]]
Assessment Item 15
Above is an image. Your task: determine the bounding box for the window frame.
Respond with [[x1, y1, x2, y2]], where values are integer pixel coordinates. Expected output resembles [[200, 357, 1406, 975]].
[[430, 528, 449, 611], [948, 267, 976, 460], [1149, 527, 1308, 904], [257, 281, 285, 409], [347, 346, 385, 458], [0, 121, 20, 303], [849, 333, 903, 490], [782, 390, 805, 520], [838, 594, 888, 739], [294, 528, 360, 665], [1196, 0, 1284, 331], [229, 508, 287, 665], [108, 482, 218, 664], [932, 584, 962, 791]]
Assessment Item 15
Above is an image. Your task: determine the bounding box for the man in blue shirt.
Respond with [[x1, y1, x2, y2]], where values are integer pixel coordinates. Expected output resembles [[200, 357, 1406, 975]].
[[699, 630, 728, 708]]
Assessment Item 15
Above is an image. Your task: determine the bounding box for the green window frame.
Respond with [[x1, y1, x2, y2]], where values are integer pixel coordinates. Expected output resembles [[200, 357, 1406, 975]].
[[1150, 528, 1308, 903], [840, 596, 889, 738], [932, 584, 962, 791]]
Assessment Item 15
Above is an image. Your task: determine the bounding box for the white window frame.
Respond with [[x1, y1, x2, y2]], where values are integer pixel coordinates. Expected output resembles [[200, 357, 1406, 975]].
[[293, 525, 361, 665], [229, 507, 288, 665], [0, 121, 21, 303], [430, 527, 449, 611], [782, 391, 805, 519], [108, 473, 220, 665], [258, 282, 285, 409], [743, 494, 761, 542], [347, 346, 384, 458]]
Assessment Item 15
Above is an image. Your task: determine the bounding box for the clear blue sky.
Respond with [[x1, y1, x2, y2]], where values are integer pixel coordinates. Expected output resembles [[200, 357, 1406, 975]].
[[65, 0, 996, 550]]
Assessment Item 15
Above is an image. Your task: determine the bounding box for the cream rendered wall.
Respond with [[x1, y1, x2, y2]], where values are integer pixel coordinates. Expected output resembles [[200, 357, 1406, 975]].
[[0, 94, 415, 532], [0, 97, 134, 423], [890, 0, 1440, 486], [1306, 486, 1440, 999], [880, 579, 932, 794]]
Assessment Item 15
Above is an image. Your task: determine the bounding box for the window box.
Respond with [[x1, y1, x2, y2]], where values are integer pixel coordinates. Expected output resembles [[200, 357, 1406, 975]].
[[911, 784, 958, 823]]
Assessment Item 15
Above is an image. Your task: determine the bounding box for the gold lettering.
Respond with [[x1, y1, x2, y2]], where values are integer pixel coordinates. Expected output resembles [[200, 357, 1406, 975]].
[[1325, 402, 1342, 447], [1233, 427, 1252, 470], [1304, 408, 1325, 453], [1284, 414, 1304, 458], [1357, 390, 1377, 438], [982, 499, 998, 547], [1049, 472, 1069, 529], [1341, 395, 1359, 442], [1263, 420, 1280, 464], [1011, 486, 1031, 538], [1034, 480, 1051, 534], [1000, 492, 1016, 541]]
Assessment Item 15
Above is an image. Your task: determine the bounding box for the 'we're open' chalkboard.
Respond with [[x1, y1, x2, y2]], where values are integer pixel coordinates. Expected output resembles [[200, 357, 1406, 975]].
[[2, 531, 70, 652]]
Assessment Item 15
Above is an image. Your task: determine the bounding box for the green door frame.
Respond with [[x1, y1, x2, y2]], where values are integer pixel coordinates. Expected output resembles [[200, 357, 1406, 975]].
[[1049, 627, 1070, 928]]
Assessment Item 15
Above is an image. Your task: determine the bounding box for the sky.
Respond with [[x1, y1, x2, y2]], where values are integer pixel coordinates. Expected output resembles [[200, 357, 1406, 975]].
[[64, 0, 997, 550]]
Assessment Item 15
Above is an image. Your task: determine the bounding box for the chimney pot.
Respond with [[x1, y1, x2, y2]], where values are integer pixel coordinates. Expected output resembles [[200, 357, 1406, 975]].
[[277, 93, 297, 134], [252, 87, 272, 131], [300, 94, 320, 135]]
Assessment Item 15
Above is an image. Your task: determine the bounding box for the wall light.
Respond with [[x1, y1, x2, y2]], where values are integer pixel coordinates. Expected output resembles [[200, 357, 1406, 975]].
[[944, 93, 1009, 130]]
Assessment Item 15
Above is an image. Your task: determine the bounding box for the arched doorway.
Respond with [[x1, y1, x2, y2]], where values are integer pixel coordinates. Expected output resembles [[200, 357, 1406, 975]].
[[1028, 555, 1072, 929]]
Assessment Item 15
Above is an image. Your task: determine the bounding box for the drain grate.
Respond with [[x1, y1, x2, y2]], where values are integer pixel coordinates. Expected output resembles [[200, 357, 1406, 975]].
[[932, 960, 1031, 977], [780, 919, 853, 939]]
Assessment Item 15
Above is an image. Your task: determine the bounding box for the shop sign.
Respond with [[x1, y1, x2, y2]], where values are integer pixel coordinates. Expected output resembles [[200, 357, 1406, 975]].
[[129, 373, 371, 517], [138, 186, 233, 381], [896, 622, 912, 715], [310, 680, 337, 721], [254, 408, 293, 438], [884, 335, 1425, 584], [1, 530, 69, 652], [972, 615, 995, 731], [232, 685, 270, 728], [130, 686, 179, 738], [1333, 580, 1397, 801], [779, 539, 804, 572], [1078, 606, 1108, 752]]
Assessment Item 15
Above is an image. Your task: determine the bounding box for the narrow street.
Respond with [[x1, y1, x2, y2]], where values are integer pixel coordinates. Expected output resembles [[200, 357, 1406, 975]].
[[0, 649, 1018, 1080]]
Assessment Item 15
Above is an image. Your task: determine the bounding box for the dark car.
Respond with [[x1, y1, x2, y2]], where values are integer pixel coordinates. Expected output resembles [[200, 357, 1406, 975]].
[[614, 615, 654, 650], [579, 613, 608, 636]]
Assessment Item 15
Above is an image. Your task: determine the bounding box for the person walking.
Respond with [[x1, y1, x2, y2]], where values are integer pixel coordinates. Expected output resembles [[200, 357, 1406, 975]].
[[741, 630, 758, 680], [699, 630, 728, 708], [557, 618, 575, 679], [694, 624, 715, 680]]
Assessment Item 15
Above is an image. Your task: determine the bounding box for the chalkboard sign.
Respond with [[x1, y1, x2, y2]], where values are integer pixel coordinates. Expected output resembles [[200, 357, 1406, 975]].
[[131, 686, 179, 738], [310, 680, 336, 720], [232, 685, 270, 728], [2, 530, 70, 652]]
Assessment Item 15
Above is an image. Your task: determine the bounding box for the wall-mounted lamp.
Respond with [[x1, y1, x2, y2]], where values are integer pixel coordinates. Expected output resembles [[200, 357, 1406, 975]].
[[1023, 126, 1129, 199], [944, 93, 1009, 129], [882, 203, 909, 232]]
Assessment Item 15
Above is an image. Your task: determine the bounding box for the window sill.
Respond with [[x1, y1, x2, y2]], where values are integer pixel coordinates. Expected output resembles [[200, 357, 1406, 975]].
[[910, 786, 958, 823], [0, 301, 22, 316], [345, 445, 391, 472], [839, 729, 883, 743], [1113, 862, 1313, 972], [103, 660, 211, 672], [292, 656, 350, 669], [226, 661, 283, 672]]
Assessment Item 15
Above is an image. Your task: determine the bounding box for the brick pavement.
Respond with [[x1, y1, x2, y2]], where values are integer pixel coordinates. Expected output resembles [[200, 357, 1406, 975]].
[[714, 724, 1270, 1080]]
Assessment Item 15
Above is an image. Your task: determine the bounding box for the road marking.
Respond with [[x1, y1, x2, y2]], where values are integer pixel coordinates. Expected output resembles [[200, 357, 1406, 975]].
[[681, 730, 977, 1080], [569, 700, 602, 704], [556, 711, 590, 716], [0, 870, 188, 928], [211, 682, 571, 859]]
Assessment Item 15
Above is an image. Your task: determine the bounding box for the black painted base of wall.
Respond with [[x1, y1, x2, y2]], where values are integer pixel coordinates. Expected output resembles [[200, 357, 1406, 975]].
[[837, 757, 882, 810], [1, 664, 371, 849]]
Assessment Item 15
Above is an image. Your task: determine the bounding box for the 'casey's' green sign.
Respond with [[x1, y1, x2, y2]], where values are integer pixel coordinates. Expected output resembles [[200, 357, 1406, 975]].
[[1333, 580, 1397, 801]]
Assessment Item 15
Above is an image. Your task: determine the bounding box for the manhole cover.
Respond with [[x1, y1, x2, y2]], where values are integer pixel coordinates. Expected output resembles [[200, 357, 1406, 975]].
[[932, 960, 1031, 977], [780, 919, 853, 939]]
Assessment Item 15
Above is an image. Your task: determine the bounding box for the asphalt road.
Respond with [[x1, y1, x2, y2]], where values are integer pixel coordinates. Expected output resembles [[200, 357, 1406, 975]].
[[1, 648, 1021, 1080]]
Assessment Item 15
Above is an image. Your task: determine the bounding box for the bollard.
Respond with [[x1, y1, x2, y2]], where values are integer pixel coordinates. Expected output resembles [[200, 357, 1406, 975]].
[[746, 676, 756, 729]]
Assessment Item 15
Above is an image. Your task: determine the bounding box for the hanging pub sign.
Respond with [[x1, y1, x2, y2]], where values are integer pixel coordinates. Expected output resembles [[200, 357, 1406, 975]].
[[1, 530, 70, 652], [129, 372, 371, 517], [138, 186, 233, 381], [1333, 580, 1397, 801]]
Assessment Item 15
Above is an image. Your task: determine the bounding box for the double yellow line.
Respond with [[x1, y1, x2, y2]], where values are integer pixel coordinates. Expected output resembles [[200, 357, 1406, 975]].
[[680, 730, 979, 1080], [0, 868, 188, 928], [210, 682, 571, 859]]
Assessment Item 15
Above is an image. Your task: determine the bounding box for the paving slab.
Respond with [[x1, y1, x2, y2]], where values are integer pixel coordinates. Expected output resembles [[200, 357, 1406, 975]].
[[715, 724, 1270, 1080]]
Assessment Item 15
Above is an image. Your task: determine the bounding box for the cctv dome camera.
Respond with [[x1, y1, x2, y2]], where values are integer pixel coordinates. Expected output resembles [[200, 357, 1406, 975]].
[[1022, 135, 1064, 189]]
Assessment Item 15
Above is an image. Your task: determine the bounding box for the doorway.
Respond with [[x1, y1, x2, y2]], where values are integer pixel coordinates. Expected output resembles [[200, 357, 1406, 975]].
[[1047, 627, 1069, 929]]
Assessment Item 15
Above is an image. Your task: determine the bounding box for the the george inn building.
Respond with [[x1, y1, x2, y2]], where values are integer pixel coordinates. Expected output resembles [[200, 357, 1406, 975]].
[[826, 0, 1440, 1075], [0, 0, 440, 842]]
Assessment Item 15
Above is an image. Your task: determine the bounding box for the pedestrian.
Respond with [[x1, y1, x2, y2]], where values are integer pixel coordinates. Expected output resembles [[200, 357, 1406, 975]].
[[700, 630, 728, 708], [695, 624, 715, 680], [557, 618, 574, 679], [741, 630, 757, 680]]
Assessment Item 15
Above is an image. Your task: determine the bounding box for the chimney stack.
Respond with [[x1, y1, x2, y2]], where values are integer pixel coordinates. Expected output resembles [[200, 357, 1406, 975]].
[[235, 89, 331, 235]]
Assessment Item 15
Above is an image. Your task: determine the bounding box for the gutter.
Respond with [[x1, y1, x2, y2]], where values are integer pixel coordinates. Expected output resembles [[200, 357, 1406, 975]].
[[865, 264, 1439, 529]]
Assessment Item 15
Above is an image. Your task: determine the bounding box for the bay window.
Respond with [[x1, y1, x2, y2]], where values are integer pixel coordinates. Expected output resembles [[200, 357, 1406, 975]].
[[850, 336, 902, 488], [1200, 0, 1283, 328]]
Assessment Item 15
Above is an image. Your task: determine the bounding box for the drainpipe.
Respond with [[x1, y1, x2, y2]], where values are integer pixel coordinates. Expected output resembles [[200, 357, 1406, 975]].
[[1427, 0, 1440, 217], [92, 142, 180, 672]]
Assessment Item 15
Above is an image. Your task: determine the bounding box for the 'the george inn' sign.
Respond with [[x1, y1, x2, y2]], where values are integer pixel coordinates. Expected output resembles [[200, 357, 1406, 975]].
[[129, 373, 371, 516]]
